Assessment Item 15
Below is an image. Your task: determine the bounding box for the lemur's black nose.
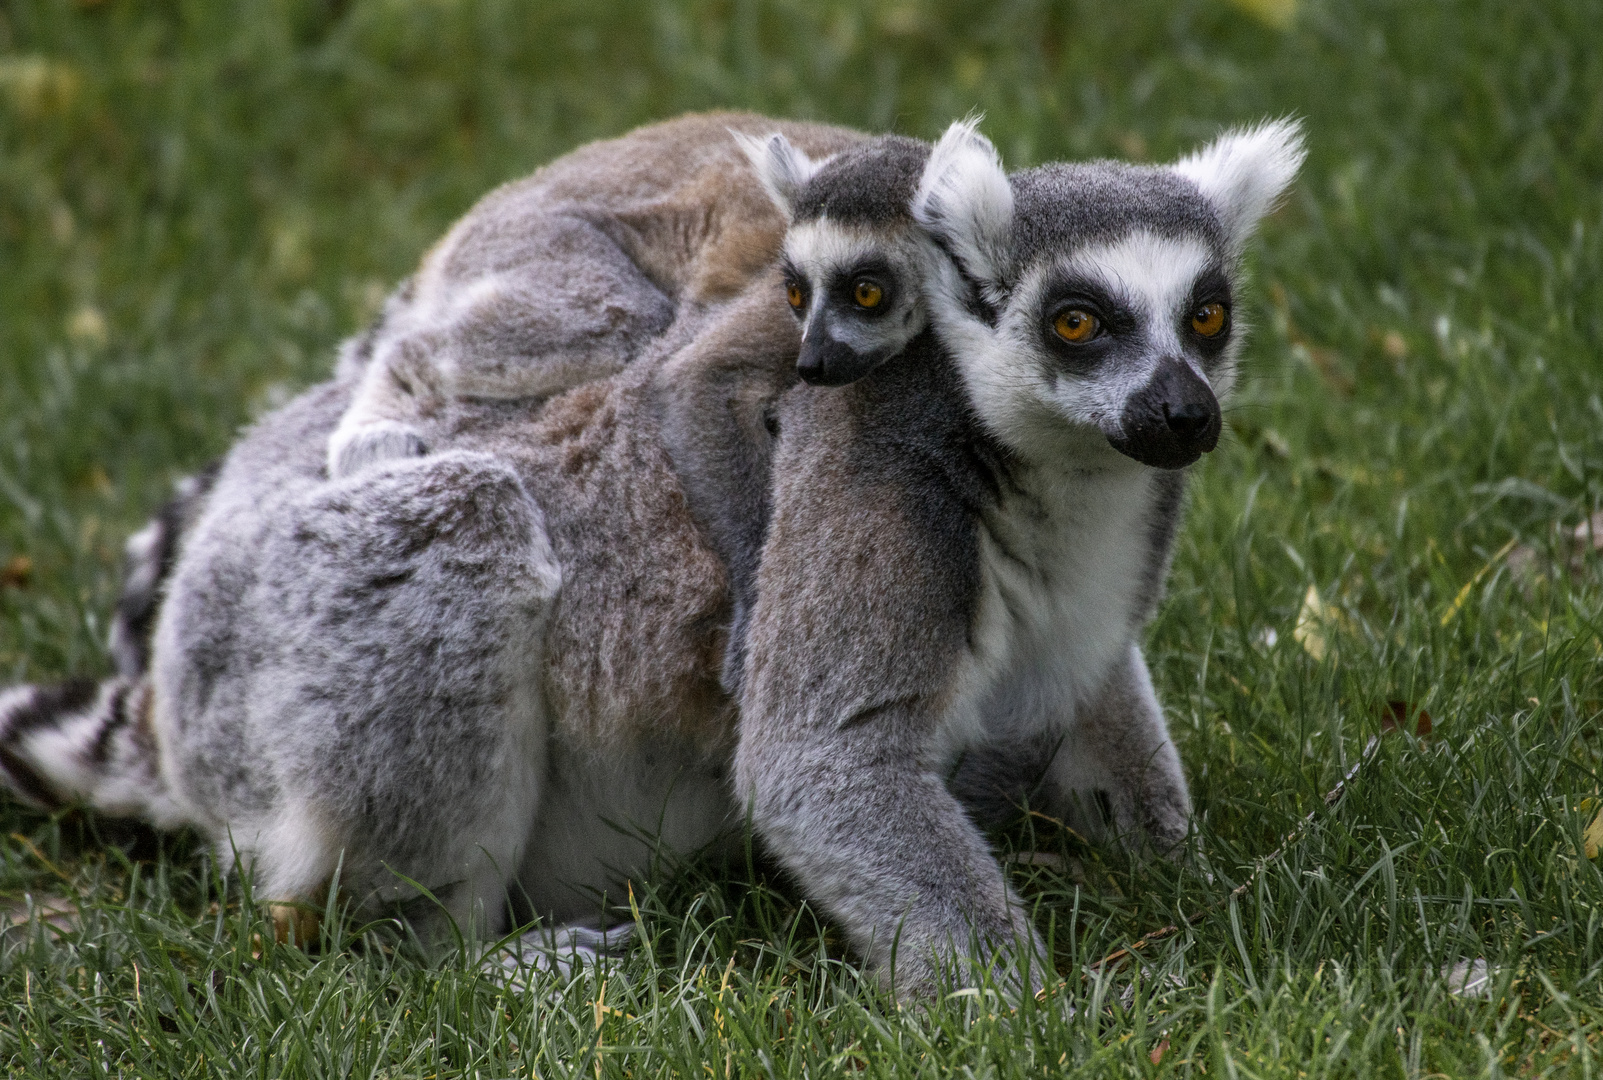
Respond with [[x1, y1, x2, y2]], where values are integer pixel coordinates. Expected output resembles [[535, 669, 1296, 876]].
[[1165, 402, 1213, 439], [796, 329, 892, 387], [1107, 358, 1222, 469]]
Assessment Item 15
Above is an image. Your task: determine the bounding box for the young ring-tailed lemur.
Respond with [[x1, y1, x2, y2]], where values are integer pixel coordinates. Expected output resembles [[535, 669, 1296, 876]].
[[731, 118, 1303, 991], [0, 115, 1301, 1001]]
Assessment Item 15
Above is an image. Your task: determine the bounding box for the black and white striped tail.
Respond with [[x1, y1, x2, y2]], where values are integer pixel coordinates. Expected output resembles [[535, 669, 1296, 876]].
[[0, 676, 178, 822], [108, 463, 218, 679], [2, 466, 216, 824]]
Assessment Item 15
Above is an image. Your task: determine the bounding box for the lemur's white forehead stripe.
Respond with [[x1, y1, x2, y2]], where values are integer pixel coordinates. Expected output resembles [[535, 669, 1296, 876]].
[[1049, 231, 1216, 320], [783, 218, 906, 275]]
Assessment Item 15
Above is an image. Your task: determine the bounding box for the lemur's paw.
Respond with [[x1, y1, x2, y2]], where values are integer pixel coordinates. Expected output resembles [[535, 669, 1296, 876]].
[[483, 923, 636, 990], [327, 421, 429, 479], [1138, 785, 1192, 858], [883, 921, 1048, 1004]]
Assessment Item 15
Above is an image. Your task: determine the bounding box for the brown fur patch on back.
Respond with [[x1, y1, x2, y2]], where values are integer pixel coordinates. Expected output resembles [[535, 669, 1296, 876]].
[[446, 364, 737, 755], [425, 112, 865, 305]]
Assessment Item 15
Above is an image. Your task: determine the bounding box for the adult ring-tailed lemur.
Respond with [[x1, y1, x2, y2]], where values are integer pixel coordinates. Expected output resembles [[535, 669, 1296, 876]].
[[0, 112, 1302, 999]]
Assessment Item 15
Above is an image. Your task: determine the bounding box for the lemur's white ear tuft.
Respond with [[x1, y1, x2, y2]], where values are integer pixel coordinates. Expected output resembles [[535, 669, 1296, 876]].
[[912, 117, 1013, 289], [732, 131, 823, 221], [1171, 117, 1306, 255]]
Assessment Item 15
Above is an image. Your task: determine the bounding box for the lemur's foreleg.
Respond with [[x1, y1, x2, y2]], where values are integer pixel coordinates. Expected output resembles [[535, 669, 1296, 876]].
[[736, 706, 1047, 996], [1043, 643, 1191, 853]]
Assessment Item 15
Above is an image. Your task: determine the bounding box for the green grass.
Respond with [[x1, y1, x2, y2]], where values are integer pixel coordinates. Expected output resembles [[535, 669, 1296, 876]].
[[3, 0, 1601, 1075]]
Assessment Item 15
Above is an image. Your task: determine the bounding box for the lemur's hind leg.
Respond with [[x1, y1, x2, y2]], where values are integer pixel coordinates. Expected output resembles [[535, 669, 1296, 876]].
[[1040, 643, 1191, 853], [158, 449, 562, 947], [290, 451, 556, 942], [329, 212, 674, 479]]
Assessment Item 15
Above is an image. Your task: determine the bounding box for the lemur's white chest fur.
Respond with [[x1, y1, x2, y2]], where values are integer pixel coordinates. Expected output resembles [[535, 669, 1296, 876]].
[[936, 459, 1157, 766]]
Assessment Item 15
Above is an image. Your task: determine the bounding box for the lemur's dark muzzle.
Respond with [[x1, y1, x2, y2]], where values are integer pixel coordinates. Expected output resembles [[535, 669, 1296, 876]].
[[1108, 359, 1221, 469], [797, 331, 890, 387]]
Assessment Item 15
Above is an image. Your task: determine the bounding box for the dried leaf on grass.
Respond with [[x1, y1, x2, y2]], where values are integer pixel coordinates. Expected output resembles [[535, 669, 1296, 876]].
[[1, 893, 79, 937], [268, 902, 324, 947], [1441, 958, 1495, 999], [1293, 585, 1330, 660], [1293, 585, 1357, 661], [1379, 700, 1432, 740], [1579, 798, 1603, 860], [0, 554, 30, 589], [1228, 0, 1299, 30], [0, 56, 83, 119], [1441, 538, 1519, 627]]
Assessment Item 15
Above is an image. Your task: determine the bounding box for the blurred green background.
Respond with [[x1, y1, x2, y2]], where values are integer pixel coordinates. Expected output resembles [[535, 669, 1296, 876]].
[[2, 1, 1601, 1075]]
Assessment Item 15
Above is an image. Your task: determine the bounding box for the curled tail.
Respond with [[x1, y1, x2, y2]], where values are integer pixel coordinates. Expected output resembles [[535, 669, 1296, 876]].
[[0, 676, 184, 825], [2, 465, 216, 826]]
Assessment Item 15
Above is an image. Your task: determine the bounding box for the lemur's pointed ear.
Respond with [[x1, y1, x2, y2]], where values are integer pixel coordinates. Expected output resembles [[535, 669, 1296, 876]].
[[733, 131, 824, 221], [1171, 118, 1306, 255], [912, 118, 1013, 291]]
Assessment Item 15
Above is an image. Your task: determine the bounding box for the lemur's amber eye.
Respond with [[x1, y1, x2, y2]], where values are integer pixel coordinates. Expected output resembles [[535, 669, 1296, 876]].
[[1191, 302, 1227, 337], [785, 281, 804, 309], [853, 280, 884, 309], [1052, 309, 1098, 343]]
